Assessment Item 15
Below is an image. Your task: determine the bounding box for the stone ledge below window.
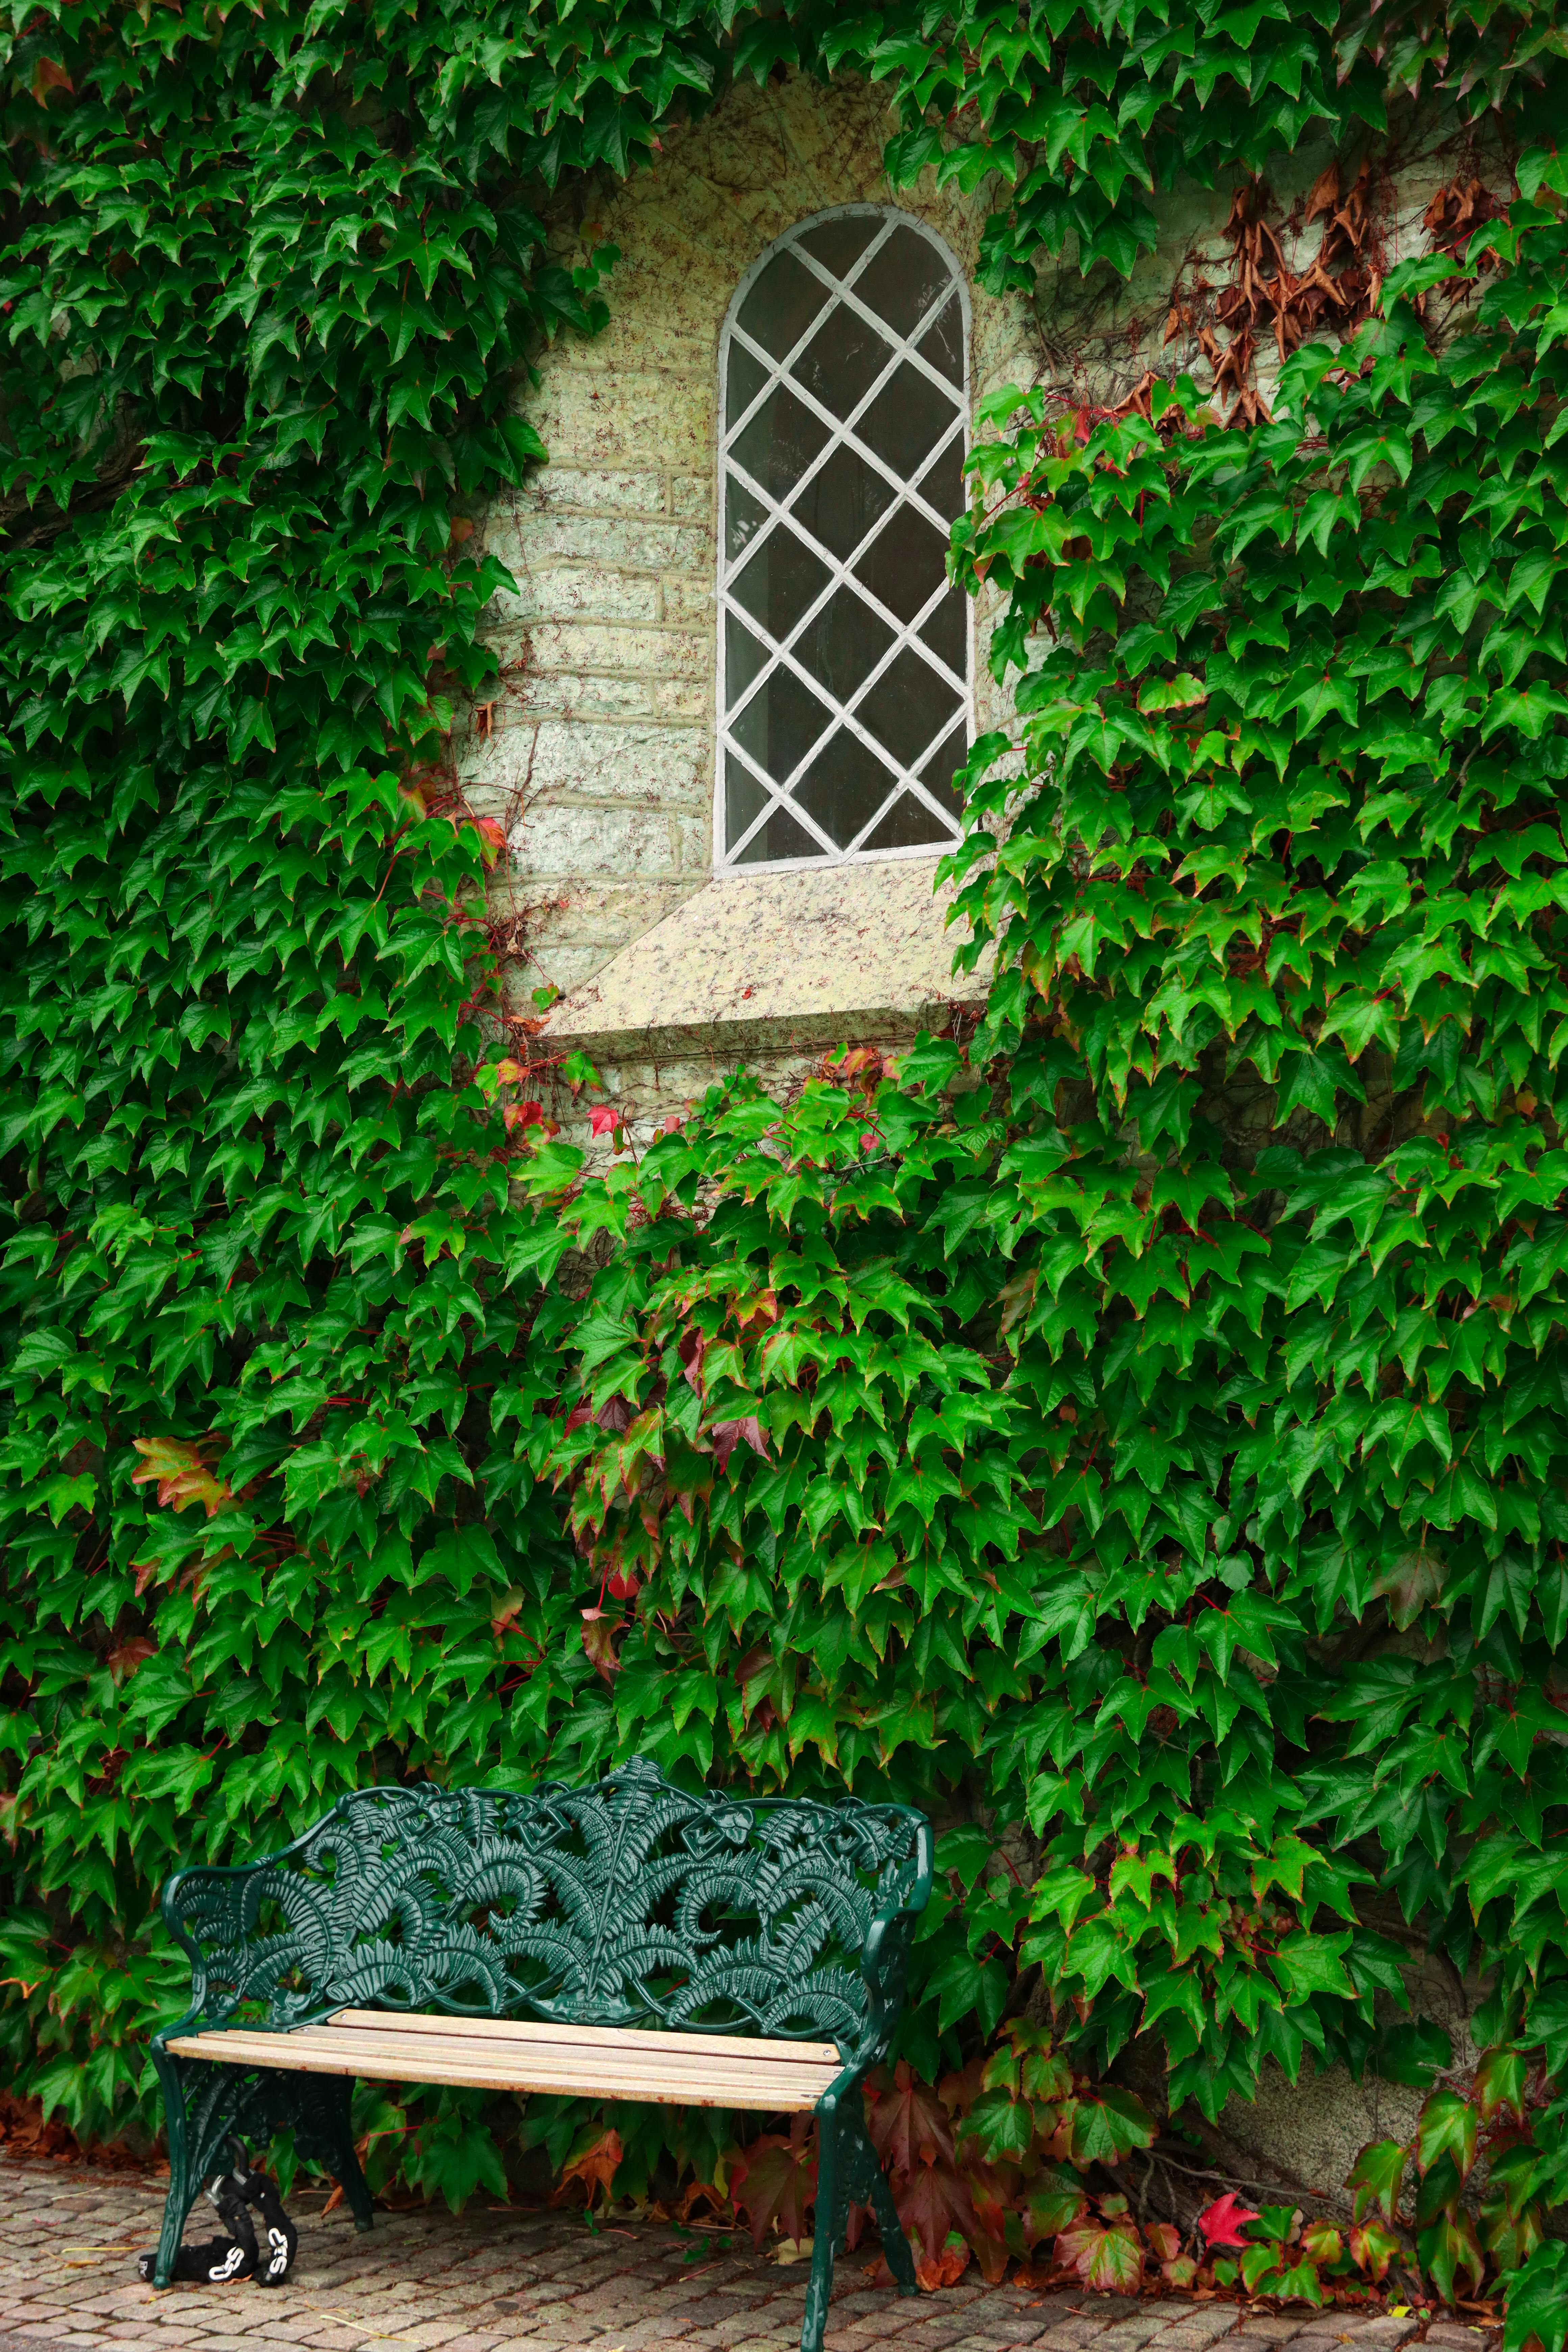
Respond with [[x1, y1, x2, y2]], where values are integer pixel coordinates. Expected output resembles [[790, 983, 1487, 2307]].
[[537, 856, 989, 1064]]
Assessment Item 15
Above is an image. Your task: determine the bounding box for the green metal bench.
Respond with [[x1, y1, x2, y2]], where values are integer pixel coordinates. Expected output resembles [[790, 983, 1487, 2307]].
[[148, 1758, 932, 2351]]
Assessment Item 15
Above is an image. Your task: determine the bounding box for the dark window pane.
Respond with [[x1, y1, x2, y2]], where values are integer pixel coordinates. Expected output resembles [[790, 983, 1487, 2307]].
[[731, 665, 835, 783], [858, 362, 963, 484], [793, 729, 901, 850], [726, 755, 770, 850], [918, 587, 967, 676], [916, 293, 964, 387], [788, 442, 895, 561], [729, 521, 831, 647], [727, 340, 770, 422], [917, 722, 969, 818], [794, 306, 893, 421], [915, 436, 965, 521], [728, 754, 826, 862], [736, 805, 825, 862], [791, 588, 895, 703], [726, 611, 769, 703], [736, 248, 833, 361], [798, 213, 880, 277], [854, 503, 949, 627], [854, 224, 955, 340], [855, 644, 962, 771], [729, 383, 831, 503], [725, 477, 768, 564], [859, 790, 956, 852]]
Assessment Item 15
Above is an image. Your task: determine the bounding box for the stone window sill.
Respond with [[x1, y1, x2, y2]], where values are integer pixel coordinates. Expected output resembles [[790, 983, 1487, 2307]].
[[536, 856, 989, 1064]]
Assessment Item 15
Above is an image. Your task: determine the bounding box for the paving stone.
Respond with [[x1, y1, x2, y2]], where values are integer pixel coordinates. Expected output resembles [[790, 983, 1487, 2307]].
[[0, 2159, 1505, 2352]]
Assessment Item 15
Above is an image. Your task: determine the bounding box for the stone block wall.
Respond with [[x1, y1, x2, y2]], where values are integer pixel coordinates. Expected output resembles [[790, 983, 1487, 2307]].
[[455, 69, 1042, 1057], [458, 465, 714, 1009]]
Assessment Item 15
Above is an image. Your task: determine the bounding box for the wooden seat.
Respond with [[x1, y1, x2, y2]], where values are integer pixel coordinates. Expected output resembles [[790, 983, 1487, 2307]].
[[166, 2008, 843, 2111]]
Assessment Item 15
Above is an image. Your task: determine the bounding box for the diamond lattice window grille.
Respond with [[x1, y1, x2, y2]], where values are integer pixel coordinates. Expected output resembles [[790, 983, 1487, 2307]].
[[715, 207, 972, 871]]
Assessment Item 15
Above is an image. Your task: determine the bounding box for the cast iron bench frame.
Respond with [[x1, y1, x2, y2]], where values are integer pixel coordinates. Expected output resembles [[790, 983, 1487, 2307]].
[[148, 1759, 932, 2352]]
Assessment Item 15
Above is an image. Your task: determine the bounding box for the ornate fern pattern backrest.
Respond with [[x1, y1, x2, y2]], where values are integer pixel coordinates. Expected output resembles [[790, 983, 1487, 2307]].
[[164, 1760, 928, 2053]]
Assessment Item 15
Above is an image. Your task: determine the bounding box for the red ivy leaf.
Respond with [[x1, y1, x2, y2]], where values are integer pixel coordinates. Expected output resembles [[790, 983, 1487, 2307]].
[[1197, 2189, 1261, 2249], [550, 2127, 622, 2210], [1057, 2212, 1145, 2292], [729, 2115, 816, 2248], [1083, 2219, 1145, 2293], [898, 2153, 976, 2263], [710, 1415, 768, 1471], [130, 1436, 232, 1517], [580, 1609, 622, 1680], [867, 2060, 956, 2176], [32, 56, 72, 103], [105, 1636, 157, 1686], [914, 2239, 969, 2290]]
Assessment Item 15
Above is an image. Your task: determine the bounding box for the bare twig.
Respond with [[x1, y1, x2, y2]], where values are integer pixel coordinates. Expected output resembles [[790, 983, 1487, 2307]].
[[1131, 2146, 1331, 2202]]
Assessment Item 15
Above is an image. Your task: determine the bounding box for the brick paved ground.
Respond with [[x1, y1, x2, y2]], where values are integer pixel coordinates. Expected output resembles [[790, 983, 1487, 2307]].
[[0, 2158, 1501, 2352]]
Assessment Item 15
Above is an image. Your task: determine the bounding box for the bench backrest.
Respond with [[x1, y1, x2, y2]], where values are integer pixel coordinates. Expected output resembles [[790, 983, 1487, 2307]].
[[163, 1759, 931, 2061]]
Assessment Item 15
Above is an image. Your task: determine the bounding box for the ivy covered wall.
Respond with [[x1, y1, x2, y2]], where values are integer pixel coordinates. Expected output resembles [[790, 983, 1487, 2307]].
[[5, 0, 1568, 2337]]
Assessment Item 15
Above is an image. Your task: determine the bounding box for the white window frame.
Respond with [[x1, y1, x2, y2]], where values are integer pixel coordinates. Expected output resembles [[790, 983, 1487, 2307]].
[[713, 203, 973, 876]]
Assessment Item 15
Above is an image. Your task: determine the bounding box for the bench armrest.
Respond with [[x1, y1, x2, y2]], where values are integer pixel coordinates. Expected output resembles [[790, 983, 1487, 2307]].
[[152, 1856, 267, 2048], [846, 1814, 933, 2078]]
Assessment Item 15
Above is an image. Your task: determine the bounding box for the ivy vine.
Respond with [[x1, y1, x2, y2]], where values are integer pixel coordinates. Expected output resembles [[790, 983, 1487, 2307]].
[[5, 0, 1568, 2335]]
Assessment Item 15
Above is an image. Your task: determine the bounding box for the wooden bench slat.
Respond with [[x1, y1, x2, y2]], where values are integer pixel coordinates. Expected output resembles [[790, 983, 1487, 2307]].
[[179, 2017, 842, 2087], [329, 2007, 842, 2067], [164, 2026, 835, 2111], [166, 2023, 841, 2098], [168, 2040, 816, 2109], [199, 2020, 840, 2091]]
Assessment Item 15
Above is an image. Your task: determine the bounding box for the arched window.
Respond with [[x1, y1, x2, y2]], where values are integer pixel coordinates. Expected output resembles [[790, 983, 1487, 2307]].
[[716, 207, 971, 869]]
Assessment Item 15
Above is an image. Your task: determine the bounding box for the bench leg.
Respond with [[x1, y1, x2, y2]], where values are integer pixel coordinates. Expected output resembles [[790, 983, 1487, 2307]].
[[148, 2048, 263, 2288], [149, 2045, 200, 2289], [852, 2117, 917, 2298], [800, 2098, 917, 2352], [148, 2053, 375, 2284], [801, 2109, 840, 2352], [297, 2075, 375, 2233]]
